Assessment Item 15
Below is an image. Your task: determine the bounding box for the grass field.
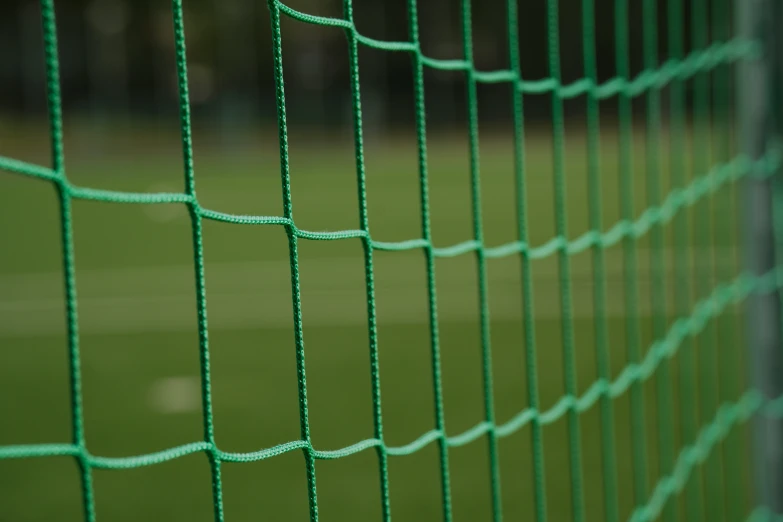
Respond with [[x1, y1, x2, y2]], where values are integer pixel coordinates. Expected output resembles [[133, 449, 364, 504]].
[[0, 118, 756, 522]]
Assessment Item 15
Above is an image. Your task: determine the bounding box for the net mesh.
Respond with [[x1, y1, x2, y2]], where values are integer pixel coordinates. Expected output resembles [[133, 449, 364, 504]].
[[1, 0, 783, 521]]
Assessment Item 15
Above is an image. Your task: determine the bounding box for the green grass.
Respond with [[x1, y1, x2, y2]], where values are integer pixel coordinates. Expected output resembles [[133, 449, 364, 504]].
[[0, 121, 754, 521]]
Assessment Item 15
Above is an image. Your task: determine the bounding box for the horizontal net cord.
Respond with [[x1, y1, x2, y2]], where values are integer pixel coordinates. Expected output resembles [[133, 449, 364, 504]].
[[276, 0, 756, 98], [628, 391, 783, 522], [0, 148, 778, 257], [2, 264, 781, 469], [7, 0, 770, 520]]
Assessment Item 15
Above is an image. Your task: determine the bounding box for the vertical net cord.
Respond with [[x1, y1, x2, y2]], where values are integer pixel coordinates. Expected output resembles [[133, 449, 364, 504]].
[[405, 1, 454, 520], [581, 0, 620, 520], [642, 1, 677, 521], [506, 1, 548, 521], [692, 0, 726, 519], [772, 195, 783, 522], [460, 1, 503, 519], [714, 0, 744, 519], [772, 35, 783, 515], [740, 0, 783, 512], [763, 2, 783, 499], [770, 38, 783, 518], [735, 1, 773, 516], [267, 2, 319, 520], [545, 1, 586, 521], [340, 1, 391, 519], [170, 2, 225, 521], [667, 0, 704, 520], [615, 0, 650, 507], [39, 1, 96, 520]]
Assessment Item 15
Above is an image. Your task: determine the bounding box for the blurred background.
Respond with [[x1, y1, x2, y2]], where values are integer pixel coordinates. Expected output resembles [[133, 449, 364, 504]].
[[0, 0, 722, 130], [0, 1, 753, 521]]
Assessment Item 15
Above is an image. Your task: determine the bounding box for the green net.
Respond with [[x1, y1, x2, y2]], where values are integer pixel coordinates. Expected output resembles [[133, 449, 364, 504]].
[[2, 0, 783, 521]]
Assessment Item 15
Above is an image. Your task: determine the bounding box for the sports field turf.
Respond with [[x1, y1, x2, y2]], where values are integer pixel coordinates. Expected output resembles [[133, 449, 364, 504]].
[[0, 119, 753, 521]]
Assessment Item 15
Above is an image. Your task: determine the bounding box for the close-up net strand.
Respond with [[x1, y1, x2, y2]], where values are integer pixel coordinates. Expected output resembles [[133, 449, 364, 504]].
[[1, 0, 783, 521]]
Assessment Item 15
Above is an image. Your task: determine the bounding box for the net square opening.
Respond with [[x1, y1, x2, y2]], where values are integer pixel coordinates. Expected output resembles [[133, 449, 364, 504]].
[[202, 222, 300, 453], [0, 175, 70, 446], [221, 451, 310, 522], [72, 199, 203, 457], [0, 456, 84, 522], [92, 452, 214, 522]]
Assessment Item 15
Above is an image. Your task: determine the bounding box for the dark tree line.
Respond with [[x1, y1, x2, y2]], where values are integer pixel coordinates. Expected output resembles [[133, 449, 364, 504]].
[[0, 0, 731, 127]]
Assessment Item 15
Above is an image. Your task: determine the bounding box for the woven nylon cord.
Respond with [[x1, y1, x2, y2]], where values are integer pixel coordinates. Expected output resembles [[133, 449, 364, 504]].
[[0, 1, 781, 522]]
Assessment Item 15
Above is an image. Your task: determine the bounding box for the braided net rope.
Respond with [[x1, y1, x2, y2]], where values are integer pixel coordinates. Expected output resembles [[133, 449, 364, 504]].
[[1, 0, 783, 521]]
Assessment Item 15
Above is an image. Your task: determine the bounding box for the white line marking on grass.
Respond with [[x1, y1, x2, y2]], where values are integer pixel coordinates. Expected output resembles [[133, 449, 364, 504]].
[[0, 247, 741, 337]]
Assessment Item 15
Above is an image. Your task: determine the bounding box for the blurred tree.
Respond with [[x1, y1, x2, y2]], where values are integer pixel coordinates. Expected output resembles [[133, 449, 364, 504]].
[[0, 0, 704, 127]]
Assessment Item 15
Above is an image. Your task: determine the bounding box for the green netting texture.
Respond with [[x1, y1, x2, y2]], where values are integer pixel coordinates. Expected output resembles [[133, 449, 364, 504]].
[[1, 0, 783, 521]]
